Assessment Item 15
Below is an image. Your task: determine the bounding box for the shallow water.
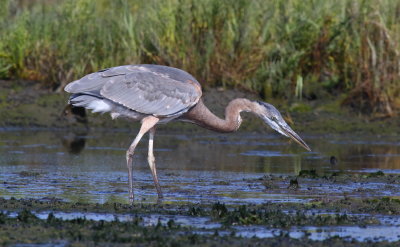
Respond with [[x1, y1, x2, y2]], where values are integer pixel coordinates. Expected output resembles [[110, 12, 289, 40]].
[[0, 129, 399, 204], [1, 128, 400, 242]]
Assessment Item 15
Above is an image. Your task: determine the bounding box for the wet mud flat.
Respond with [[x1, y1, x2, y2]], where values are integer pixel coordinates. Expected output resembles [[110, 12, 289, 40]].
[[1, 172, 400, 246]]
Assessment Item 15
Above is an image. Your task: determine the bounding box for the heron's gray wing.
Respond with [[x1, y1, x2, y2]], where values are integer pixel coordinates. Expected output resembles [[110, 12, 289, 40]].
[[64, 66, 141, 93], [100, 71, 202, 117]]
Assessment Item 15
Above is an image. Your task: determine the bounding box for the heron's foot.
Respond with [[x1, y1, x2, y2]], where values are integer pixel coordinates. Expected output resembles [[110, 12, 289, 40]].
[[126, 152, 135, 203], [148, 155, 163, 199], [128, 185, 134, 203], [129, 190, 134, 200], [152, 176, 163, 199], [155, 185, 163, 199]]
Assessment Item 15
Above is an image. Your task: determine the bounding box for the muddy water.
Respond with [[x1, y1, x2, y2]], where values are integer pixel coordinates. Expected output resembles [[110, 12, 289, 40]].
[[0, 129, 399, 204]]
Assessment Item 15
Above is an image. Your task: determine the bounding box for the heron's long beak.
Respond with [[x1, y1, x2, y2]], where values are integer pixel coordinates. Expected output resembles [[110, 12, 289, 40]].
[[280, 124, 311, 151]]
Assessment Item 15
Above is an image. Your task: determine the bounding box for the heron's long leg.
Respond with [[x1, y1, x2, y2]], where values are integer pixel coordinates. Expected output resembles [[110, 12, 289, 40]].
[[126, 116, 159, 202], [148, 127, 163, 198]]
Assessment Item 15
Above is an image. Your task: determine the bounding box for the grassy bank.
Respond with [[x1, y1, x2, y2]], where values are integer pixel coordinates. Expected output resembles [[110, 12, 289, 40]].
[[0, 0, 399, 116]]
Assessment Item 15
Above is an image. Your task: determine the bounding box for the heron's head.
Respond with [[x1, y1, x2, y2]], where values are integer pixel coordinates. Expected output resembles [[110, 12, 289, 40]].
[[255, 101, 311, 151]]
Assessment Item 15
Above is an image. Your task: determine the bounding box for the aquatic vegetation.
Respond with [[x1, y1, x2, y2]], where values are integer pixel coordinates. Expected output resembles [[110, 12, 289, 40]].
[[211, 202, 228, 218], [367, 171, 385, 178], [318, 197, 400, 215], [0, 198, 398, 245], [297, 169, 390, 180], [0, 0, 399, 114], [298, 169, 319, 178], [211, 204, 377, 227]]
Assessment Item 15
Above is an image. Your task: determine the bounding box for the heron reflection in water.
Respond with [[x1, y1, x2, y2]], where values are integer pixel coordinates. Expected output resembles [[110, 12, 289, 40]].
[[61, 104, 88, 154], [64, 65, 311, 201]]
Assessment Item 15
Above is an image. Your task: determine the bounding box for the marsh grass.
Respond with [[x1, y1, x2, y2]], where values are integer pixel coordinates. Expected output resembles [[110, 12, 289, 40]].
[[0, 0, 399, 115]]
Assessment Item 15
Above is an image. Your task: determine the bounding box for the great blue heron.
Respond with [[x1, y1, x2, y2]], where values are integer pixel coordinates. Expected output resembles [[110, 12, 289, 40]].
[[64, 64, 310, 201]]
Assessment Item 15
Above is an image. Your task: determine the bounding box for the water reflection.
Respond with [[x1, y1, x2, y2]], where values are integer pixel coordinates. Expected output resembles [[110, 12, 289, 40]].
[[0, 129, 399, 203], [60, 132, 87, 154], [60, 105, 88, 154]]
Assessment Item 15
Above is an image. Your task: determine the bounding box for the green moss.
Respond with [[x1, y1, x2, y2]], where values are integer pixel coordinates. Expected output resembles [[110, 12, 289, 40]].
[[289, 103, 312, 113]]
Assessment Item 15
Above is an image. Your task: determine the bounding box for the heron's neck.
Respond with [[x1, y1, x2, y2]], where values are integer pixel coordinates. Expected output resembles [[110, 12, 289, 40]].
[[182, 98, 255, 133]]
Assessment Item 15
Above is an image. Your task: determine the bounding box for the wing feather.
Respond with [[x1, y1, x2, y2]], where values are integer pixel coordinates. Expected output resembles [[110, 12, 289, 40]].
[[100, 71, 201, 117], [64, 65, 144, 93], [65, 72, 125, 93]]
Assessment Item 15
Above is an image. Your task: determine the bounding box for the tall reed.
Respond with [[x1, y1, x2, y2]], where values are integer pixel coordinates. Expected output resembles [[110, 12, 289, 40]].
[[0, 0, 399, 114]]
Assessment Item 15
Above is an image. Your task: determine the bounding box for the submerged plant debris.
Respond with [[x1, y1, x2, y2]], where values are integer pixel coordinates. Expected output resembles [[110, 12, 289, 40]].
[[0, 196, 400, 246]]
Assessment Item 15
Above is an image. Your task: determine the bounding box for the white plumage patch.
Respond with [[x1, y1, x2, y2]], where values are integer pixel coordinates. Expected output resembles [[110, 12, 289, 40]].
[[87, 100, 112, 113]]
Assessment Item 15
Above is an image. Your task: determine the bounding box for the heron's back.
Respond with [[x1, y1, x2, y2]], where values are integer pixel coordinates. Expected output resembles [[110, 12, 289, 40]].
[[65, 65, 202, 119]]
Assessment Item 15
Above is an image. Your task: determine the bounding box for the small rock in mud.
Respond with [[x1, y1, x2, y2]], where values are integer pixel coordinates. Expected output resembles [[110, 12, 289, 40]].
[[262, 180, 279, 189], [287, 178, 300, 190], [330, 156, 338, 165], [214, 181, 230, 185], [165, 172, 179, 176], [18, 171, 41, 177], [113, 188, 125, 193], [298, 169, 318, 178]]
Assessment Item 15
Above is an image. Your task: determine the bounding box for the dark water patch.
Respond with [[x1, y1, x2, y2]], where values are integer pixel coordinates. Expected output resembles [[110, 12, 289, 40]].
[[11, 241, 69, 247], [7, 150, 25, 154], [366, 153, 400, 157], [330, 140, 400, 146], [17, 171, 42, 177], [359, 169, 400, 174], [241, 150, 297, 157], [85, 146, 126, 151]]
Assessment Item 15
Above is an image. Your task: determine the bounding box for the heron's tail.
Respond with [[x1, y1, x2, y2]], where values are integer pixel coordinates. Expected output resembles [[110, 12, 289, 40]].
[[69, 93, 112, 113]]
